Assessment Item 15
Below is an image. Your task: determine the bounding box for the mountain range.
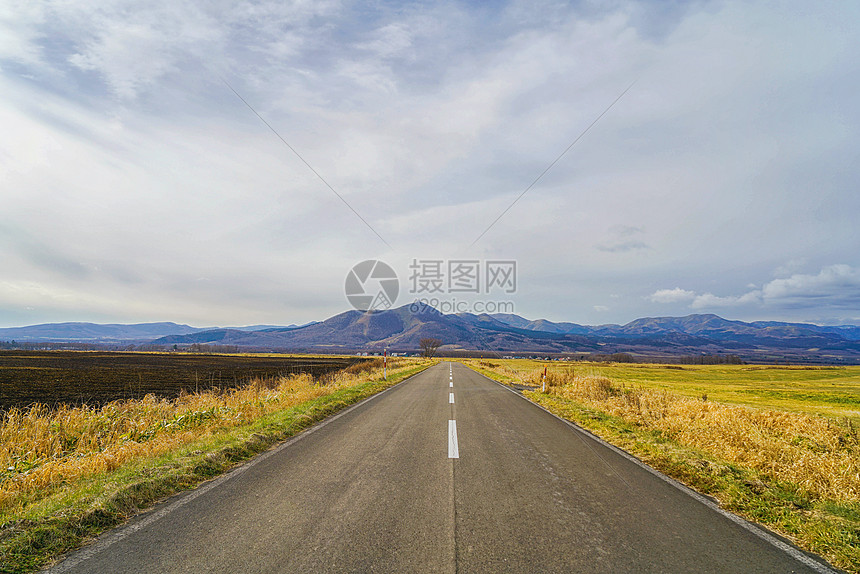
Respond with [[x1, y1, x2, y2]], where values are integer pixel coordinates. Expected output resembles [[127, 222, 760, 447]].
[[4, 307, 859, 363], [0, 322, 307, 343], [491, 313, 860, 341]]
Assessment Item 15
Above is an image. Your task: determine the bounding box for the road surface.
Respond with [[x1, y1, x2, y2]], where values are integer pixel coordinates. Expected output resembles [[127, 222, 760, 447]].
[[47, 362, 837, 573]]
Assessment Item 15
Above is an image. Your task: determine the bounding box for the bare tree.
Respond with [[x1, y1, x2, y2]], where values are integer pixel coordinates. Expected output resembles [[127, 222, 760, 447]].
[[419, 337, 442, 358]]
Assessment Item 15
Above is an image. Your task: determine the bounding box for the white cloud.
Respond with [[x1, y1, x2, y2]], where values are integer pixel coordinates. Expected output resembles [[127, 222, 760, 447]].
[[650, 265, 860, 322], [773, 258, 807, 278], [0, 1, 48, 69], [649, 288, 695, 303], [690, 290, 762, 309], [358, 23, 414, 60], [761, 265, 860, 307]]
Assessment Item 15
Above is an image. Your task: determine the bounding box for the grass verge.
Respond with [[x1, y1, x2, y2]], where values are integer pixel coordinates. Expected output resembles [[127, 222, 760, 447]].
[[0, 360, 430, 573], [467, 359, 859, 573]]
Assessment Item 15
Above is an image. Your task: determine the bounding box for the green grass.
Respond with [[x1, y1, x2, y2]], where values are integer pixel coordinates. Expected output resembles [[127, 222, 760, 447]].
[[0, 362, 430, 574]]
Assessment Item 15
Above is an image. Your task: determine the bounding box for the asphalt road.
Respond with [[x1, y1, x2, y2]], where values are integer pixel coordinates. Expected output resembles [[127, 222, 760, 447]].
[[47, 362, 838, 573]]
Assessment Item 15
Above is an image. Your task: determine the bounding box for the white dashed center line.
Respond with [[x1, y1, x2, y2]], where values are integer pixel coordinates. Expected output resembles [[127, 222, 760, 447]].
[[448, 419, 459, 458], [449, 392, 455, 404]]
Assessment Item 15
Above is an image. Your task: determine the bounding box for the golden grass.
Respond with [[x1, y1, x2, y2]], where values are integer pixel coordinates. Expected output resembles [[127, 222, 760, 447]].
[[0, 358, 408, 518], [491, 360, 860, 420], [528, 368, 860, 503]]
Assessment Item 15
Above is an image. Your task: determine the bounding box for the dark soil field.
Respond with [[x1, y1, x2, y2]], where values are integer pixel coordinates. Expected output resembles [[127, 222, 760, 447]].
[[0, 351, 362, 410]]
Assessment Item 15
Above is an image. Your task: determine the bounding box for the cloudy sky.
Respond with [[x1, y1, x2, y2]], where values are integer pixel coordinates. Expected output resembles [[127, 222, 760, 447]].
[[1, 0, 858, 328]]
